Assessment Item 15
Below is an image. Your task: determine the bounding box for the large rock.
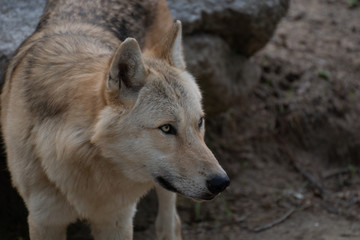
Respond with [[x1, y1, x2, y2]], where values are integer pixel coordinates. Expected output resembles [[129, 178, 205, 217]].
[[0, 0, 289, 58], [0, 0, 44, 56], [184, 35, 261, 115], [0, 0, 45, 83], [168, 0, 290, 56], [167, 0, 289, 115]]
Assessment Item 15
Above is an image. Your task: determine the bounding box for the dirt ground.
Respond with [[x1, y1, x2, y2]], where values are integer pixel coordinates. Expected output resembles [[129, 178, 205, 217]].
[[2, 0, 360, 239], [132, 0, 360, 239]]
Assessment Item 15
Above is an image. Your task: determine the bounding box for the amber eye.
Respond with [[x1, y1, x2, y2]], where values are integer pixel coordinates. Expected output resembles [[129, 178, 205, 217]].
[[198, 117, 204, 129], [159, 124, 177, 135]]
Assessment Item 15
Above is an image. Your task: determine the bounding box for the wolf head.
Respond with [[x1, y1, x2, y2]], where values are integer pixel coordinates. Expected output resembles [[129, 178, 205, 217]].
[[92, 21, 229, 200]]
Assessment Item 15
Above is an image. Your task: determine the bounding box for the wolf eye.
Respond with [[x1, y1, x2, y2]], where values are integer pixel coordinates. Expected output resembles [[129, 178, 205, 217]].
[[198, 117, 204, 129], [159, 124, 177, 135]]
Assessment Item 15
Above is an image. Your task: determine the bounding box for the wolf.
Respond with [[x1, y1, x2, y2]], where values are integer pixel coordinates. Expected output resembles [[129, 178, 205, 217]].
[[1, 0, 230, 239]]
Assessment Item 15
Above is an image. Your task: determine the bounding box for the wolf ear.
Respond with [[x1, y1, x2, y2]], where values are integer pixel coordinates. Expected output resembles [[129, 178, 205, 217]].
[[107, 38, 147, 98], [152, 20, 186, 70]]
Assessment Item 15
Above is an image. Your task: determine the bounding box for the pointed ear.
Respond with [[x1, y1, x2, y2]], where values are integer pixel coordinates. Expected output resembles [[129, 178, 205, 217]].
[[152, 20, 186, 70], [107, 38, 147, 96]]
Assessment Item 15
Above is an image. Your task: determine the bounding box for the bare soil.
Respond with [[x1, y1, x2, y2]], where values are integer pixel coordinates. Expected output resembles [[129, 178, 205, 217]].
[[133, 0, 360, 239]]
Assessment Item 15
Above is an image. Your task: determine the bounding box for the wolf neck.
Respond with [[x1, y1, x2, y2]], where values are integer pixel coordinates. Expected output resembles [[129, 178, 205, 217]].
[[27, 25, 154, 209]]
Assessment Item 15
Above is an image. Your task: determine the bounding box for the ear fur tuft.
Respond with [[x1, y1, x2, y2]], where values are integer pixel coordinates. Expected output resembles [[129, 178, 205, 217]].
[[107, 38, 147, 94], [151, 20, 186, 70]]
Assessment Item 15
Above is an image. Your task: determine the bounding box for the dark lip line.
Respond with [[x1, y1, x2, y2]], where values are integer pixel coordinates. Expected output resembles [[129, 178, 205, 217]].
[[155, 176, 216, 201], [156, 176, 180, 193]]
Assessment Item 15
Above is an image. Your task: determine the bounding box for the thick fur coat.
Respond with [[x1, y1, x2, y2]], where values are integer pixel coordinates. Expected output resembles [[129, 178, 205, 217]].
[[1, 1, 229, 239]]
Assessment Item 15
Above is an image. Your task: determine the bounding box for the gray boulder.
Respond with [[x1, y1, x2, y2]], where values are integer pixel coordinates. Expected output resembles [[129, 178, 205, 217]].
[[0, 0, 45, 56], [0, 0, 45, 81], [168, 0, 289, 114], [168, 0, 290, 56]]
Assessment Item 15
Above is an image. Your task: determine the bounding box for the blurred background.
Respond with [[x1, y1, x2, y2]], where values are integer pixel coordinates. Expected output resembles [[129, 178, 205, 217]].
[[1, 0, 360, 239]]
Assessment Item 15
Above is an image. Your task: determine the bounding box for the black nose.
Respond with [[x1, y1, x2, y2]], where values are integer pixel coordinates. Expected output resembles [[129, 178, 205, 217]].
[[206, 174, 230, 195]]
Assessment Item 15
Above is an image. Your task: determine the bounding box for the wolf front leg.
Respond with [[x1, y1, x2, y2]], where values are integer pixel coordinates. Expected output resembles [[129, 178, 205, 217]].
[[27, 188, 77, 240], [90, 204, 136, 240], [28, 218, 69, 240], [155, 186, 183, 240]]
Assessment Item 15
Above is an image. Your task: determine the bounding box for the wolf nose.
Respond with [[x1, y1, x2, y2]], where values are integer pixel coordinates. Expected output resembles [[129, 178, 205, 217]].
[[206, 175, 230, 195]]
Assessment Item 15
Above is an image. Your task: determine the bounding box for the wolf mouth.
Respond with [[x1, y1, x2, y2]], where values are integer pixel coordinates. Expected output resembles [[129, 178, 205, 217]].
[[156, 176, 216, 201], [156, 176, 179, 193]]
